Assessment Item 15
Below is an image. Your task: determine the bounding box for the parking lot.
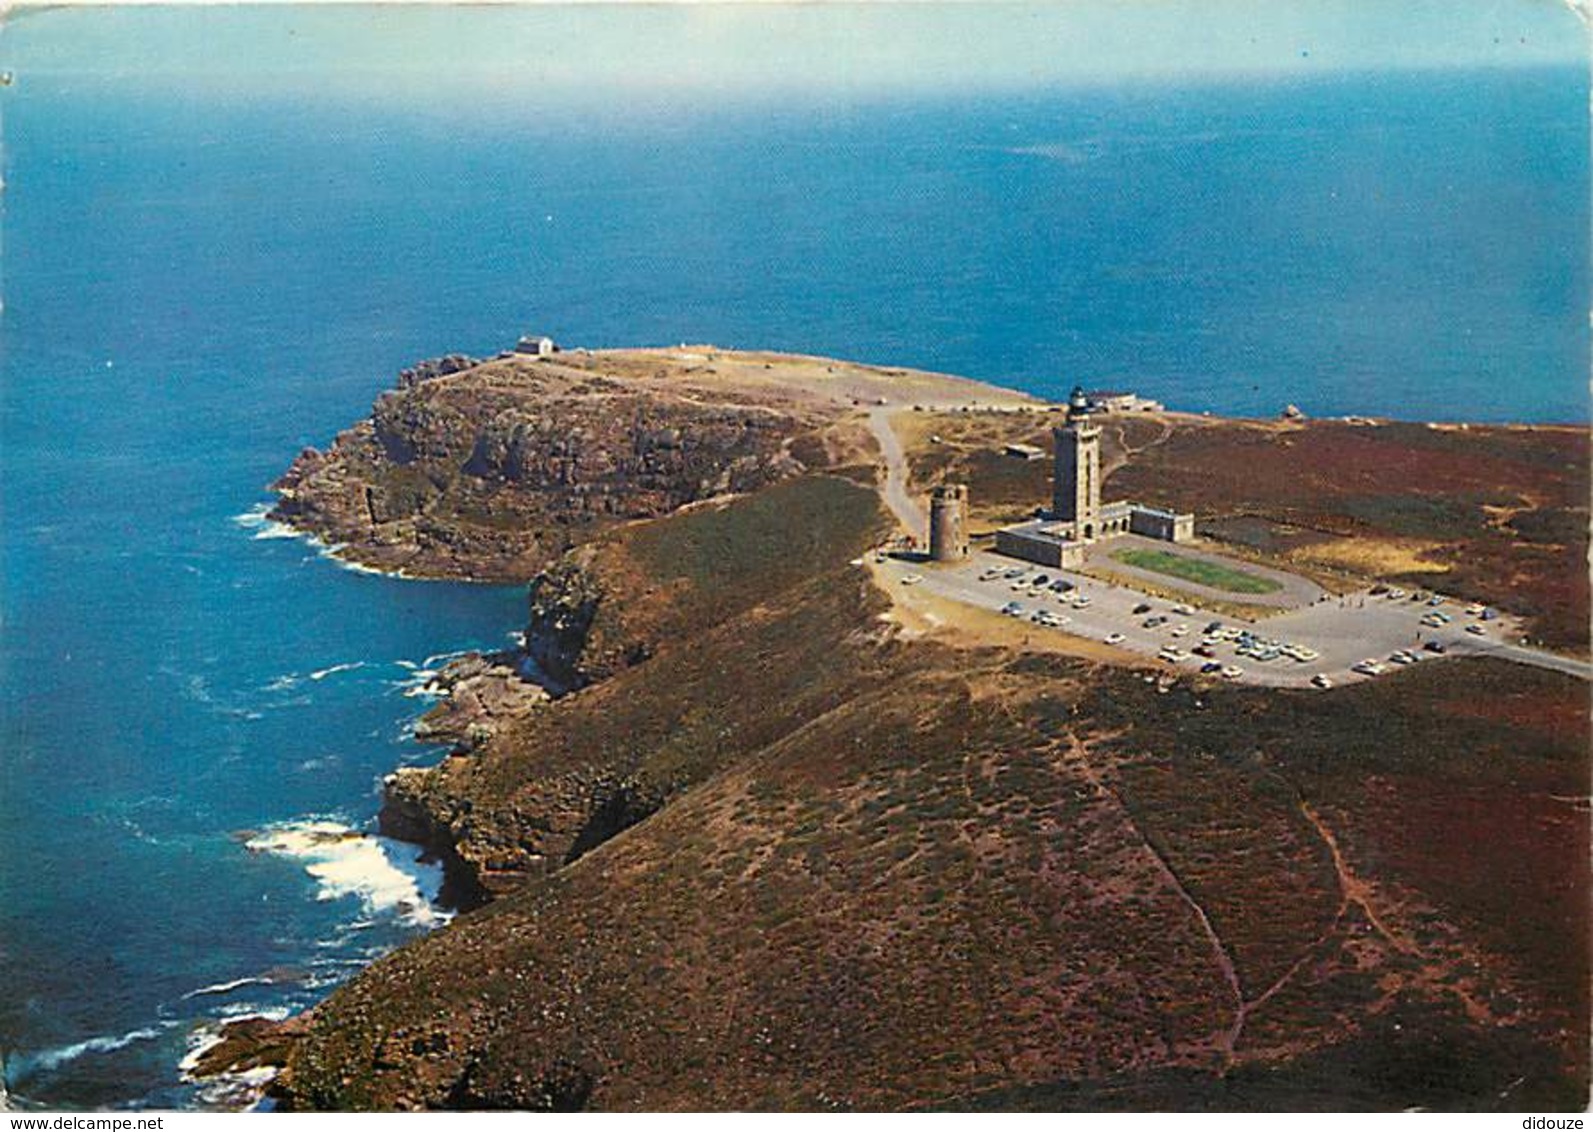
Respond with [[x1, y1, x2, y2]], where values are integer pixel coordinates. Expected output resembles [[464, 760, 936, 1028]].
[[881, 550, 1589, 688]]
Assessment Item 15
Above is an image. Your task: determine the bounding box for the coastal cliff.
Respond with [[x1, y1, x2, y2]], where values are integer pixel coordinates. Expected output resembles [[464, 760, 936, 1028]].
[[267, 348, 877, 581], [235, 349, 1588, 1111]]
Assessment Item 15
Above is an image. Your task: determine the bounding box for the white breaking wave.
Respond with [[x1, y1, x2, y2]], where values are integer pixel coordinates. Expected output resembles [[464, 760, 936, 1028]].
[[180, 1026, 282, 1110], [397, 669, 444, 699], [422, 648, 474, 669], [233, 501, 408, 576], [320, 548, 398, 577], [22, 1025, 169, 1075], [230, 503, 273, 529], [245, 820, 449, 927], [177, 1028, 227, 1075], [182, 976, 273, 1001], [251, 521, 304, 541], [232, 502, 302, 541], [215, 1003, 293, 1023], [308, 661, 365, 682]]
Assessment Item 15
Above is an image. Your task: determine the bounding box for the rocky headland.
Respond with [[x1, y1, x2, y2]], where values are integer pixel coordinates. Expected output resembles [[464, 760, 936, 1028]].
[[216, 346, 1589, 1111]]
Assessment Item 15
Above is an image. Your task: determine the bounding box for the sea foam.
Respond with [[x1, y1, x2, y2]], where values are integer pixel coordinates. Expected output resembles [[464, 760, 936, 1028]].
[[233, 501, 409, 576], [245, 820, 449, 927]]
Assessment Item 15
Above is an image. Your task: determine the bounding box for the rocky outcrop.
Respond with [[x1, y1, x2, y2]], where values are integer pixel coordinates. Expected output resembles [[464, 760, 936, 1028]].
[[411, 653, 550, 747], [267, 352, 828, 581], [378, 771, 494, 911], [399, 354, 482, 390], [523, 550, 608, 692]]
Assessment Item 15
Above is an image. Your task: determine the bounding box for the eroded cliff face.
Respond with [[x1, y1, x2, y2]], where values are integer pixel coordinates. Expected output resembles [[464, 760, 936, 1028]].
[[268, 352, 835, 580], [372, 474, 895, 902], [524, 549, 610, 692]]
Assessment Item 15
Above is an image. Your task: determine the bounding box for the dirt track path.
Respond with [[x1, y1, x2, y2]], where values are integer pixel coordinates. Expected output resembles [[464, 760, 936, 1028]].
[[868, 407, 926, 543]]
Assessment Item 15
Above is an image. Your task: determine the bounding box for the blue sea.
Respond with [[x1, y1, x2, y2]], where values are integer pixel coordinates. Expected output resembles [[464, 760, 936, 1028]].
[[0, 8, 1587, 1109]]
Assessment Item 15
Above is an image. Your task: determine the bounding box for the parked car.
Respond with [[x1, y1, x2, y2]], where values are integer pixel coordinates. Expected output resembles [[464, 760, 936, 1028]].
[[1311, 674, 1333, 689], [1423, 641, 1447, 654], [1132, 603, 1152, 615], [1104, 632, 1125, 645]]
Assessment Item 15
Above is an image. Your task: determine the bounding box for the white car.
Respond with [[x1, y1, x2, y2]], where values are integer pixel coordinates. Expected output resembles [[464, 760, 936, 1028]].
[[1170, 624, 1189, 637], [1172, 604, 1195, 615], [1221, 665, 1244, 680], [1311, 674, 1333, 689], [901, 574, 923, 586], [1466, 623, 1486, 636], [1105, 632, 1125, 645]]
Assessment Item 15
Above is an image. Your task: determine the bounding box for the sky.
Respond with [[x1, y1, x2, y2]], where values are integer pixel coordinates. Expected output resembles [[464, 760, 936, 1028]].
[[2, 0, 1587, 103]]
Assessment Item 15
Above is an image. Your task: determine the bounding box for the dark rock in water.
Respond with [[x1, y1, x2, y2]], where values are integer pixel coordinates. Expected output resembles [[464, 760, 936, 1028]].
[[189, 1015, 308, 1082]]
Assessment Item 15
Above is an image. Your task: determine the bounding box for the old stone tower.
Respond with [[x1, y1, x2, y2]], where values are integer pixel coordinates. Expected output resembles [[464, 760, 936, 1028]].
[[1053, 386, 1102, 538], [928, 483, 970, 562]]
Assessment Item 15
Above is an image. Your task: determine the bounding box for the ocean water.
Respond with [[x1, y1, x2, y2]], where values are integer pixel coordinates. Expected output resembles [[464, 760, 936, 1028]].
[[0, 29, 1587, 1109]]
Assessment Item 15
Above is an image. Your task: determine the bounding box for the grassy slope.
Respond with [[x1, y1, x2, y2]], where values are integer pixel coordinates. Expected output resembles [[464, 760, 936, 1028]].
[[283, 488, 1589, 1111]]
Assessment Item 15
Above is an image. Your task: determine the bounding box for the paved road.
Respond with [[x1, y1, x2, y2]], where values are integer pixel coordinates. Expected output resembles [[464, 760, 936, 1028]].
[[868, 406, 926, 543], [883, 551, 1590, 689]]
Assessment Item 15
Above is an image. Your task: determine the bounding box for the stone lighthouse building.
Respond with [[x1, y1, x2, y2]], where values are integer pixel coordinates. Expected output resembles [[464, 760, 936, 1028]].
[[995, 383, 1192, 568], [928, 483, 970, 562], [1053, 386, 1102, 538]]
